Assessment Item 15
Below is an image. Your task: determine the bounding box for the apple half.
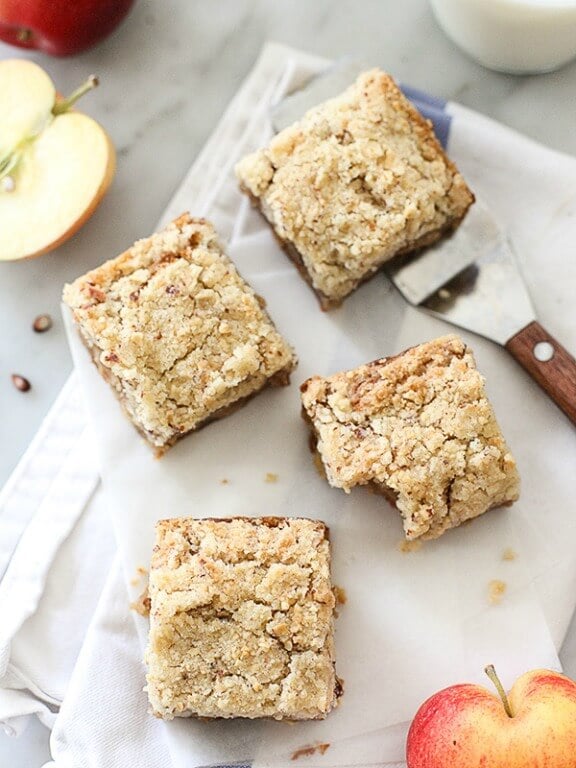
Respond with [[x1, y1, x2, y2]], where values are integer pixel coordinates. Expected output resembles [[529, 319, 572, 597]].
[[0, 59, 115, 261]]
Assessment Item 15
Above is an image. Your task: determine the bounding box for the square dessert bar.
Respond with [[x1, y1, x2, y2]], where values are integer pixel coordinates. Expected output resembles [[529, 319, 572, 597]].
[[236, 69, 474, 308], [63, 214, 296, 454], [300, 335, 520, 540], [145, 516, 340, 720]]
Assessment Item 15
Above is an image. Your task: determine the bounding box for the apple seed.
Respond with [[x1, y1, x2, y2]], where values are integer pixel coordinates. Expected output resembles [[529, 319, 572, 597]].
[[11, 374, 31, 392], [33, 314, 52, 333]]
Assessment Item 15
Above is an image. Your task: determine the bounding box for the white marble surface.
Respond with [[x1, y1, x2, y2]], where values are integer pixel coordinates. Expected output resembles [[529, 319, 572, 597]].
[[1, 0, 576, 765]]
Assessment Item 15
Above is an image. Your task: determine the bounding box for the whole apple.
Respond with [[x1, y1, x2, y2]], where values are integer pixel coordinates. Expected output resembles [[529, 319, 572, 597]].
[[0, 0, 136, 56], [406, 666, 576, 767]]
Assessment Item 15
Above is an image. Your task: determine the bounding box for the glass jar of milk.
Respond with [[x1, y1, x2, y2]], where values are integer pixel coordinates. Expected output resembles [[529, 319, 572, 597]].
[[430, 0, 576, 73]]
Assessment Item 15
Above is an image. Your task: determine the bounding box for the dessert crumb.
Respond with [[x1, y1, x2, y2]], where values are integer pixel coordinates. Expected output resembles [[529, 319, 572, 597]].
[[312, 452, 326, 479], [488, 579, 507, 605], [265, 472, 278, 484], [130, 566, 148, 586], [398, 539, 422, 554], [333, 586, 347, 618], [333, 586, 347, 605], [502, 548, 517, 562], [130, 586, 151, 617], [220, 478, 230, 485], [291, 743, 330, 761]]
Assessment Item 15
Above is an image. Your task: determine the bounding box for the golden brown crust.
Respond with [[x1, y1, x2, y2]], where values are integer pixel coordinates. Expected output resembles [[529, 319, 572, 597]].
[[300, 335, 520, 540], [63, 214, 297, 451], [145, 516, 340, 720], [236, 70, 474, 306]]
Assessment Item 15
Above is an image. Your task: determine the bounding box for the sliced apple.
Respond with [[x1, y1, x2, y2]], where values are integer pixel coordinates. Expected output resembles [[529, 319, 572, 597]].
[[0, 59, 55, 150], [0, 59, 115, 261]]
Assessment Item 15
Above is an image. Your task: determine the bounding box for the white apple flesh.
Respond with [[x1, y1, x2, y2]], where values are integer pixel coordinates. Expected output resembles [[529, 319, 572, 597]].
[[0, 59, 115, 261], [0, 59, 54, 148], [406, 667, 576, 767]]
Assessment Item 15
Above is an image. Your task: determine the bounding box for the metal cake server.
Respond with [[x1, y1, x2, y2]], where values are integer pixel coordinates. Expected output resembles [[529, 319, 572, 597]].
[[271, 64, 576, 425]]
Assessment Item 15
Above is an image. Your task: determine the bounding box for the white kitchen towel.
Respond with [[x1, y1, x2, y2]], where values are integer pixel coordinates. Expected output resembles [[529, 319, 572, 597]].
[[43, 558, 172, 768], [58, 41, 575, 768], [0, 377, 114, 735]]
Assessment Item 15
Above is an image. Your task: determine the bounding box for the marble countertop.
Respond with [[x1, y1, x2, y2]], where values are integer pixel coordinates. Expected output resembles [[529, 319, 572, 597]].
[[1, 0, 576, 764]]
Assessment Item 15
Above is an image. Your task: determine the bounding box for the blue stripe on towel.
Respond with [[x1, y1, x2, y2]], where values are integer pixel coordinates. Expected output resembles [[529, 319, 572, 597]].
[[401, 84, 446, 110], [401, 85, 451, 149]]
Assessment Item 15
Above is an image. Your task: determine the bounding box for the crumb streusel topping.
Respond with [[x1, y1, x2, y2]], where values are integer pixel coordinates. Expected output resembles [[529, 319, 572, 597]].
[[145, 517, 339, 720], [236, 70, 474, 306], [300, 335, 519, 540], [63, 214, 296, 449]]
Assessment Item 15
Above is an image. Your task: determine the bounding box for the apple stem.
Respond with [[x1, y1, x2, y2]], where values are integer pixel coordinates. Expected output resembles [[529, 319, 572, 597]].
[[16, 28, 33, 44], [485, 664, 513, 718], [52, 75, 99, 115]]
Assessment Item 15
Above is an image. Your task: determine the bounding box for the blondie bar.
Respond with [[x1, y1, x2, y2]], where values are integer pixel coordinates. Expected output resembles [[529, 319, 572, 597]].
[[300, 335, 519, 540], [63, 214, 296, 454], [236, 69, 474, 308], [145, 516, 340, 720]]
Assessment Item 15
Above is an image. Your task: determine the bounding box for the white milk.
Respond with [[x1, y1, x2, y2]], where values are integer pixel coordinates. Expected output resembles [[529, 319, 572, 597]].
[[430, 0, 576, 73]]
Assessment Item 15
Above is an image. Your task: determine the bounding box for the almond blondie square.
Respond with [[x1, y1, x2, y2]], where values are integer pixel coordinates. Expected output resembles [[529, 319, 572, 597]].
[[236, 69, 474, 308], [63, 214, 296, 454], [145, 516, 341, 720], [300, 335, 519, 540]]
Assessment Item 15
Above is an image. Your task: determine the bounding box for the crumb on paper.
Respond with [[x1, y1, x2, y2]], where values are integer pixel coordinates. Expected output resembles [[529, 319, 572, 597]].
[[502, 547, 517, 562], [488, 579, 507, 605], [265, 472, 278, 484], [291, 743, 330, 761], [312, 452, 326, 479], [130, 586, 151, 617], [333, 586, 347, 618], [333, 586, 347, 605], [130, 565, 149, 586], [220, 478, 229, 485], [398, 539, 422, 554]]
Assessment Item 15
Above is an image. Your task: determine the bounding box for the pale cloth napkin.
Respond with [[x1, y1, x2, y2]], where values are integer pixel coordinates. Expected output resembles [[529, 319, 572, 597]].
[[0, 41, 575, 768], [0, 378, 115, 736]]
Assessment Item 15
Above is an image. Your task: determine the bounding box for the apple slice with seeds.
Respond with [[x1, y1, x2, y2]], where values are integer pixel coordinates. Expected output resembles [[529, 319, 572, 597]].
[[0, 59, 115, 261]]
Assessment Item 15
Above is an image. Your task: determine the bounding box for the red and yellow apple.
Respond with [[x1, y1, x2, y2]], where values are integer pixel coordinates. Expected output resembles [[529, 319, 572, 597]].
[[406, 665, 576, 767], [0, 59, 115, 261], [0, 0, 136, 57]]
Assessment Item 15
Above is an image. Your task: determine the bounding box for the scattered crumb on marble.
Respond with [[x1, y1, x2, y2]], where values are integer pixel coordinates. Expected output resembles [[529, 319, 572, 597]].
[[265, 472, 279, 483], [502, 548, 517, 562], [220, 478, 230, 485], [488, 579, 507, 605], [398, 539, 423, 554], [291, 743, 330, 761], [130, 586, 151, 617]]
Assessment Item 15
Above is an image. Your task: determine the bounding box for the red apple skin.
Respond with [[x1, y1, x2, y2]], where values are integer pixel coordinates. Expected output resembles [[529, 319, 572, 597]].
[[0, 0, 136, 56], [406, 670, 576, 768]]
